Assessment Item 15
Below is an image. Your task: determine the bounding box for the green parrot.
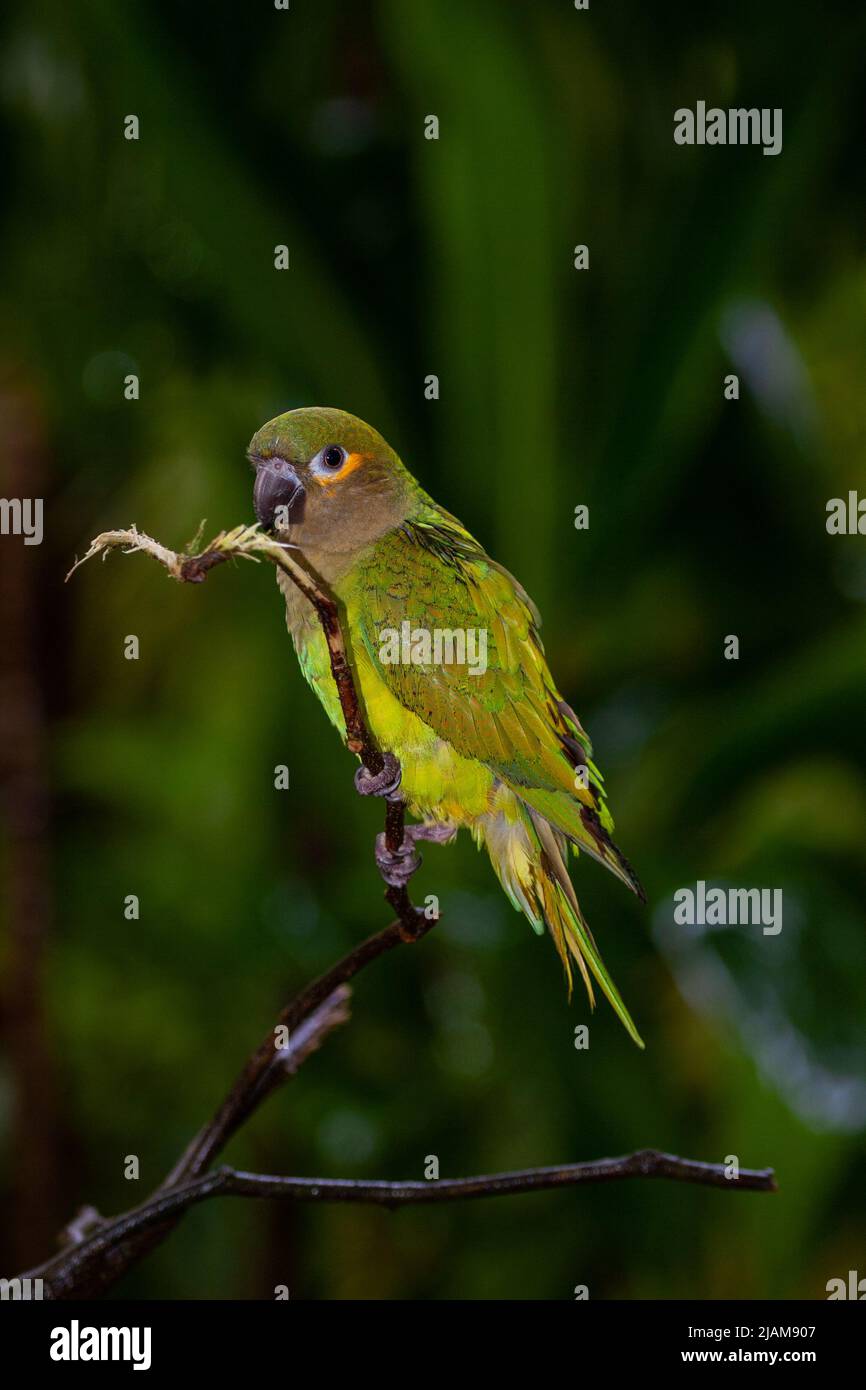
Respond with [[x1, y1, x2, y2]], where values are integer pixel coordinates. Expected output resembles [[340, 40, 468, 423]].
[[250, 407, 645, 1046]]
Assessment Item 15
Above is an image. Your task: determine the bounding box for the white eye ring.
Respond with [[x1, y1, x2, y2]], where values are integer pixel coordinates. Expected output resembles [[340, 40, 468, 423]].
[[313, 444, 347, 473]]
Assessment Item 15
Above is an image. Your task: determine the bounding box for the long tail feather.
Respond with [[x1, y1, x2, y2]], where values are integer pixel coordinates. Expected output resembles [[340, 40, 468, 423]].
[[479, 800, 644, 1048]]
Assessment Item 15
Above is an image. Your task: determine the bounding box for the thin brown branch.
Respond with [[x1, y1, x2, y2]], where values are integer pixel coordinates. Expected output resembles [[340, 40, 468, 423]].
[[21, 1148, 776, 1299], [41, 520, 778, 1304], [221, 1150, 778, 1199]]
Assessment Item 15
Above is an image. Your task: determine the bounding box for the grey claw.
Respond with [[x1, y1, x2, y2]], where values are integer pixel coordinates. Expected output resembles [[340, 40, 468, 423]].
[[410, 821, 457, 845], [354, 752, 402, 800], [375, 831, 422, 888]]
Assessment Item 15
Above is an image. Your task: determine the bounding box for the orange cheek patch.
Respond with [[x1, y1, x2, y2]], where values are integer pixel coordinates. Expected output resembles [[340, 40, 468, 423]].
[[317, 451, 366, 486]]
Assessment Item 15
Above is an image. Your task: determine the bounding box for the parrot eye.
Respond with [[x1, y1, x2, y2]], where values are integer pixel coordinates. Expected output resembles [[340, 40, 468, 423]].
[[320, 444, 346, 471]]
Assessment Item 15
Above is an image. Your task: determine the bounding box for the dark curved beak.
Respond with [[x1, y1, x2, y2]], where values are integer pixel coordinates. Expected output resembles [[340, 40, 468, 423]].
[[252, 457, 306, 530]]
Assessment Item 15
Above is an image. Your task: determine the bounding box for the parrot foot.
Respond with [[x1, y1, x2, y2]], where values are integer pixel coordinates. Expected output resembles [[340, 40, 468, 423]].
[[354, 752, 402, 800], [409, 821, 458, 846], [375, 831, 422, 888], [374, 820, 456, 888]]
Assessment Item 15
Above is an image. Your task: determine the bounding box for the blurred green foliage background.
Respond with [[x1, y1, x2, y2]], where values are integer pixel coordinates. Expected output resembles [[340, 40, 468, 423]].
[[2, 0, 866, 1299]]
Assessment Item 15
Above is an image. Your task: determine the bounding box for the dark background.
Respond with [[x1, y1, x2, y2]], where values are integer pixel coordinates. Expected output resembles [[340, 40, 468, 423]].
[[2, 0, 865, 1299]]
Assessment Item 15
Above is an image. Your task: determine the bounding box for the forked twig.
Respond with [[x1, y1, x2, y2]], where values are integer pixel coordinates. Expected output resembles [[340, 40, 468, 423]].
[[10, 521, 778, 1300]]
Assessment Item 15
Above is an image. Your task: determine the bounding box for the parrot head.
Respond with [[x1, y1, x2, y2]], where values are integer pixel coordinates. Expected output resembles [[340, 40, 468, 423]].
[[248, 407, 414, 558]]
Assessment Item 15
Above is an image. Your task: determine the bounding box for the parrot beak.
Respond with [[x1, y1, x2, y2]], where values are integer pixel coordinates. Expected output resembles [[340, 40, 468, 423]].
[[253, 457, 306, 530]]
